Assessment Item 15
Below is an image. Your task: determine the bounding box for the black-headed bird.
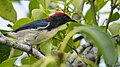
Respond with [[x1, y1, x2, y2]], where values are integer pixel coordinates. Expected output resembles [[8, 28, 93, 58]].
[[7, 11, 76, 55]]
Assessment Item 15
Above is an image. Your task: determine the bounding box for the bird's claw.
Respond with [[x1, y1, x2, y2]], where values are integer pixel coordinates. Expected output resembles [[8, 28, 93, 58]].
[[36, 44, 45, 55], [27, 45, 33, 56]]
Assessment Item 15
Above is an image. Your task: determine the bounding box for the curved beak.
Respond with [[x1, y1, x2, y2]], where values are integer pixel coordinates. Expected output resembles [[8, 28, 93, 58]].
[[69, 19, 77, 22]]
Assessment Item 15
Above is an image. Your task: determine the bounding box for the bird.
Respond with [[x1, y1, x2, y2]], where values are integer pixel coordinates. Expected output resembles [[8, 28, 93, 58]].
[[7, 11, 76, 55], [13, 11, 76, 32]]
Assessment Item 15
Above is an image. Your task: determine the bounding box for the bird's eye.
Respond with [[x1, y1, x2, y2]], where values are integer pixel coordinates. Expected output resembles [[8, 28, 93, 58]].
[[64, 15, 70, 20], [63, 16, 67, 20]]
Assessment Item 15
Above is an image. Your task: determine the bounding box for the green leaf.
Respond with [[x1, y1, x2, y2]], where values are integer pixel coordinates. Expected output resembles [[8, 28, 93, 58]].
[[109, 23, 120, 36], [75, 26, 116, 65], [0, 43, 10, 64], [37, 0, 51, 8], [72, 0, 84, 9], [60, 29, 77, 51], [60, 26, 116, 65], [64, 38, 73, 52], [66, 22, 83, 34], [19, 65, 30, 67], [40, 40, 53, 55], [110, 12, 120, 22], [32, 56, 58, 67], [12, 49, 23, 57], [0, 0, 17, 22], [85, 0, 107, 25], [9, 0, 20, 1], [32, 9, 50, 20], [95, 0, 107, 11], [0, 57, 17, 67], [85, 9, 94, 25], [21, 55, 37, 65], [0, 29, 10, 33], [29, 0, 39, 15], [12, 18, 32, 30], [118, 1, 120, 5]]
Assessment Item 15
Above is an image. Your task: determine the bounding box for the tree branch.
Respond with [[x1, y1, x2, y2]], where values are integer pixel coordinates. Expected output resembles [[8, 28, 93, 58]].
[[105, 0, 117, 31], [0, 32, 45, 59], [67, 42, 97, 66], [89, 0, 98, 25]]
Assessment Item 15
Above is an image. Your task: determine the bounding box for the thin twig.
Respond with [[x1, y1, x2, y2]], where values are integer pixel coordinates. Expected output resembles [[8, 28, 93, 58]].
[[105, 0, 117, 31], [44, 0, 46, 9], [81, 0, 85, 11], [0, 32, 45, 59], [89, 0, 98, 25]]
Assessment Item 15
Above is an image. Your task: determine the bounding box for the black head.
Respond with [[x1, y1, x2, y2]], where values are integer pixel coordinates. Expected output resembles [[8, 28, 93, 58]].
[[47, 12, 76, 31]]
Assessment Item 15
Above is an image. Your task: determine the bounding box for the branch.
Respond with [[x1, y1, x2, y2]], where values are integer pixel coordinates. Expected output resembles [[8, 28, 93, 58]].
[[0, 32, 45, 59], [89, 0, 98, 25], [67, 42, 97, 66], [81, 0, 85, 11], [105, 0, 117, 31]]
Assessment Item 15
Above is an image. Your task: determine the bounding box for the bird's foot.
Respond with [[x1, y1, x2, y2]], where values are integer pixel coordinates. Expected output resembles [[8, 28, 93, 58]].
[[36, 44, 45, 55], [27, 45, 33, 56]]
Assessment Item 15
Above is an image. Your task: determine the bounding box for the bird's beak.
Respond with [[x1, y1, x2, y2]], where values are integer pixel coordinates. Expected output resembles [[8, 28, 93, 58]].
[[69, 19, 77, 22]]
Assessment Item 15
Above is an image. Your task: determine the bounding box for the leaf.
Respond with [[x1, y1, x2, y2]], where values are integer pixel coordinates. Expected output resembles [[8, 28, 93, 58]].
[[64, 38, 74, 52], [110, 12, 120, 22], [85, 0, 107, 25], [39, 56, 57, 67], [32, 9, 50, 20], [40, 40, 53, 55], [12, 49, 23, 57], [37, 0, 51, 8], [109, 23, 120, 36], [95, 0, 108, 11], [85, 9, 94, 25], [0, 57, 17, 67], [60, 26, 116, 65], [118, 1, 120, 5], [19, 65, 30, 67], [12, 18, 32, 30], [0, 0, 17, 22], [0, 29, 10, 33], [29, 0, 39, 15], [60, 29, 77, 51], [72, 0, 84, 9], [21, 55, 37, 65], [0, 43, 11, 64], [66, 22, 83, 34], [9, 0, 20, 1], [75, 26, 116, 65]]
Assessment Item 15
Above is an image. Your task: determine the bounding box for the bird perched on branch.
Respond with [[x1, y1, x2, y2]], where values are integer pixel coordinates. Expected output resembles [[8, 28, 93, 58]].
[[7, 11, 76, 55]]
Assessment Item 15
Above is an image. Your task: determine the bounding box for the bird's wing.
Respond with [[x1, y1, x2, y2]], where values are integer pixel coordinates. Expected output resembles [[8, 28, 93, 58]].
[[13, 19, 50, 32], [36, 22, 50, 30]]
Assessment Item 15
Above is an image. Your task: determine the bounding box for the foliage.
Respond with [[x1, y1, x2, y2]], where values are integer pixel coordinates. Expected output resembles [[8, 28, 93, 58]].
[[0, 57, 17, 67], [0, 0, 120, 67], [0, 44, 10, 64], [0, 0, 17, 22]]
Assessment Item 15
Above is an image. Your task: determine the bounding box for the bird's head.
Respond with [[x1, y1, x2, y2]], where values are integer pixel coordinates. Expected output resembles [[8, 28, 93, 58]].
[[47, 11, 76, 30]]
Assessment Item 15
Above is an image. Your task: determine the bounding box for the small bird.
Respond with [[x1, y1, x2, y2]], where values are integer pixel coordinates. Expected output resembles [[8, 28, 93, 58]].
[[13, 11, 76, 32], [7, 11, 76, 54]]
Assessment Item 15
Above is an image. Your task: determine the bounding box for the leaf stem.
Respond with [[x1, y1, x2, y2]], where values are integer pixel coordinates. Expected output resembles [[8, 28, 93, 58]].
[[44, 0, 46, 9], [105, 0, 117, 31], [63, 1, 68, 13], [89, 0, 98, 25]]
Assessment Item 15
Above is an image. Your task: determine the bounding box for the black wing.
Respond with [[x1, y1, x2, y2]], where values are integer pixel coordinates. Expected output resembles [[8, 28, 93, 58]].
[[13, 19, 50, 32]]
